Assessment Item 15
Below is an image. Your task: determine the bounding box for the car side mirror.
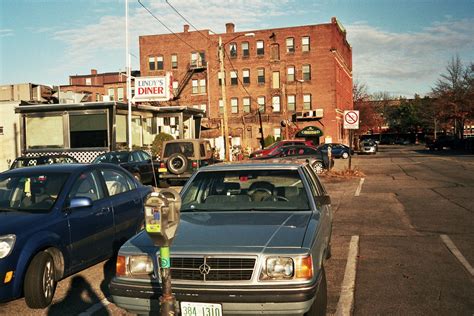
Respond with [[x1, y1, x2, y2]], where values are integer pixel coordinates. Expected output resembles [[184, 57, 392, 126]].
[[315, 195, 331, 206], [68, 197, 93, 209]]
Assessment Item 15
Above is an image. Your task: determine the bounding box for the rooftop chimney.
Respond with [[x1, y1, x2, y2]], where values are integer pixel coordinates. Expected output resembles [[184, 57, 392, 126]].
[[184, 24, 190, 33], [226, 23, 235, 33], [91, 69, 97, 75]]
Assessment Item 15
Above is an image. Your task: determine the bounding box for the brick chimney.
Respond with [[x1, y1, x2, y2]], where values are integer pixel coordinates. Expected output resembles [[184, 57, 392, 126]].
[[91, 69, 97, 75], [225, 23, 235, 33], [184, 24, 190, 33]]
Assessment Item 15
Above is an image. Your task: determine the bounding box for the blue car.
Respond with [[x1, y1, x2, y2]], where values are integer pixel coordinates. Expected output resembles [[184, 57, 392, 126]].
[[0, 163, 152, 308]]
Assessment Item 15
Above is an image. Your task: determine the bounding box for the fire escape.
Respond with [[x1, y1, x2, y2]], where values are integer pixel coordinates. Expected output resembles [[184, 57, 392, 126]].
[[172, 59, 207, 100]]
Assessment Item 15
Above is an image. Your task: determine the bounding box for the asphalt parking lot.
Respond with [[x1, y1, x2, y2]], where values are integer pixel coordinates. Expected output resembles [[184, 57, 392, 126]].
[[1, 144, 473, 315]]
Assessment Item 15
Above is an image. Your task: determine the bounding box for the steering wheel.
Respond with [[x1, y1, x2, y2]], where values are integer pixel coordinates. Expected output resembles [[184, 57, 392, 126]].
[[248, 188, 273, 202], [263, 195, 289, 202]]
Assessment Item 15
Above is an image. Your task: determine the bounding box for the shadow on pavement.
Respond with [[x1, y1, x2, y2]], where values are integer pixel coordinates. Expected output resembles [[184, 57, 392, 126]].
[[100, 256, 117, 298], [48, 275, 107, 316]]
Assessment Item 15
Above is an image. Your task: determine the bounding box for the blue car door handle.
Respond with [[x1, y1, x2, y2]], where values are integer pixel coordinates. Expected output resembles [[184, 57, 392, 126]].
[[96, 207, 111, 216]]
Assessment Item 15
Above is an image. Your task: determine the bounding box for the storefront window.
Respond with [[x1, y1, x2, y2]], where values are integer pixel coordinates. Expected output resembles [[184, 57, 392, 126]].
[[69, 113, 108, 148], [26, 116, 64, 149]]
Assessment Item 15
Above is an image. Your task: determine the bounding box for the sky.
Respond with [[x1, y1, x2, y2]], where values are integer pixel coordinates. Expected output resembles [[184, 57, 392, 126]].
[[1, 0, 473, 98]]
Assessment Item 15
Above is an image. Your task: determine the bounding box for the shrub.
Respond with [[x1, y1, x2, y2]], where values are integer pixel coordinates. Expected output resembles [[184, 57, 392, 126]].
[[264, 135, 276, 147], [151, 132, 174, 157]]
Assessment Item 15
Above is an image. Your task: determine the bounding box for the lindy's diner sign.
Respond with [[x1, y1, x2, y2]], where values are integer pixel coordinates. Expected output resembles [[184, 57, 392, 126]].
[[133, 74, 173, 102]]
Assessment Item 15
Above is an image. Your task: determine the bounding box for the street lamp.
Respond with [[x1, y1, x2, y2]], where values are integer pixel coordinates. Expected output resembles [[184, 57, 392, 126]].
[[219, 32, 255, 161]]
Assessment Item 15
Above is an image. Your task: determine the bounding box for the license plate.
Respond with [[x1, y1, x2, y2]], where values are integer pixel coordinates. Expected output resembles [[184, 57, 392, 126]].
[[180, 301, 222, 316]]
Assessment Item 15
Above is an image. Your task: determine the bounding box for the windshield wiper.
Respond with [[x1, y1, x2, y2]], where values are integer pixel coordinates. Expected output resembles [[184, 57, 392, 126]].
[[0, 207, 16, 212]]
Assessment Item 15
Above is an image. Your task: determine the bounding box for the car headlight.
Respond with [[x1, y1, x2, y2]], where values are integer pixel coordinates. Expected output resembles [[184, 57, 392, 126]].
[[116, 255, 154, 279], [0, 235, 16, 259], [260, 255, 313, 281]]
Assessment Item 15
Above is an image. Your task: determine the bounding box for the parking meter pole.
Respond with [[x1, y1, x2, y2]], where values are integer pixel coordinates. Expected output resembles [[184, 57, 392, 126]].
[[159, 246, 175, 316], [349, 130, 353, 170], [144, 188, 181, 316]]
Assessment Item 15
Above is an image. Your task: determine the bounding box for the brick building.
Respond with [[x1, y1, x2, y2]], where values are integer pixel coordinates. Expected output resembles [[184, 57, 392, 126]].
[[139, 17, 353, 150], [60, 69, 140, 103]]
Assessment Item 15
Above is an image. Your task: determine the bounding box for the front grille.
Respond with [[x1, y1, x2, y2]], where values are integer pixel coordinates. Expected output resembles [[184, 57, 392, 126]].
[[170, 256, 256, 282]]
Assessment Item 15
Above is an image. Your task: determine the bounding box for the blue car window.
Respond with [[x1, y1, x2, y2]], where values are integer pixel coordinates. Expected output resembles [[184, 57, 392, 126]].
[[101, 169, 133, 196], [68, 171, 104, 201]]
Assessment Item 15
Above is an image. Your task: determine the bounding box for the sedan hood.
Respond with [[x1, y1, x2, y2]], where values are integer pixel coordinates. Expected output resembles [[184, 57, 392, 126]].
[[0, 211, 49, 235], [126, 211, 313, 254]]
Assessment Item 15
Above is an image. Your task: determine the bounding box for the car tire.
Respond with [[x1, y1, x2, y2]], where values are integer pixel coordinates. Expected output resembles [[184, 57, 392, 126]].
[[24, 251, 57, 309], [167, 153, 188, 175], [342, 152, 349, 159], [312, 161, 324, 174], [305, 266, 327, 316]]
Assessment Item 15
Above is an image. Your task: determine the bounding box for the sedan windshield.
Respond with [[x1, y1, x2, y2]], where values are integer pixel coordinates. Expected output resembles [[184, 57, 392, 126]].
[[181, 169, 310, 212], [0, 172, 69, 212]]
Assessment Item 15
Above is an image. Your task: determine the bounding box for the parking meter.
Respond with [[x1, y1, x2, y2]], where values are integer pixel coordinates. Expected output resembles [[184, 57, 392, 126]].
[[144, 188, 181, 316], [144, 188, 181, 247]]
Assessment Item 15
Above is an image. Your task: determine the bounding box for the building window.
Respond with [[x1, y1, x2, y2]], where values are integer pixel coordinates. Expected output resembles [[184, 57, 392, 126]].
[[287, 66, 295, 82], [303, 94, 312, 110], [243, 97, 250, 113], [229, 43, 237, 58], [287, 95, 296, 111], [95, 93, 100, 102], [219, 99, 224, 114], [258, 96, 265, 113], [257, 68, 265, 84], [148, 57, 155, 70], [231, 98, 238, 114], [85, 78, 91, 85], [26, 115, 64, 149], [243, 69, 250, 84], [172, 81, 179, 94], [272, 95, 281, 112], [157, 55, 164, 70], [0, 126, 3, 135], [286, 37, 295, 53], [218, 71, 225, 86], [191, 52, 199, 67], [303, 64, 311, 80], [242, 42, 249, 57], [302, 36, 310, 52], [256, 40, 264, 56], [230, 70, 238, 85], [192, 80, 199, 94], [199, 79, 206, 94], [272, 71, 280, 89], [69, 113, 108, 148], [108, 88, 115, 101], [171, 54, 178, 69], [117, 87, 124, 101], [271, 43, 279, 60], [274, 128, 281, 141]]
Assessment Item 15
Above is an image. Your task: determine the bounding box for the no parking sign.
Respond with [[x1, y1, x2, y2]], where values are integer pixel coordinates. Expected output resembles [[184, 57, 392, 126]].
[[343, 110, 359, 129]]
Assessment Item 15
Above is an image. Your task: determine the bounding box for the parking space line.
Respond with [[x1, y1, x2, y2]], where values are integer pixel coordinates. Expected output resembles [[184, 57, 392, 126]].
[[440, 234, 474, 277], [354, 178, 365, 196], [335, 235, 360, 316], [78, 297, 111, 316]]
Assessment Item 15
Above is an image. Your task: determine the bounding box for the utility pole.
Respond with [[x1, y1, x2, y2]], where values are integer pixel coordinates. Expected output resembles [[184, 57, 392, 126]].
[[218, 36, 230, 161], [125, 0, 132, 151]]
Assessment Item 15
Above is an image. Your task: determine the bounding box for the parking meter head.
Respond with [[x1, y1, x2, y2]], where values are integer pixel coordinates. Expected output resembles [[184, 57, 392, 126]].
[[144, 189, 181, 247]]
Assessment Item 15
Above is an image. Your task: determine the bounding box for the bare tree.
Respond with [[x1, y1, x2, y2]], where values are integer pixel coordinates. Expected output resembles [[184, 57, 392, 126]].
[[432, 55, 473, 139]]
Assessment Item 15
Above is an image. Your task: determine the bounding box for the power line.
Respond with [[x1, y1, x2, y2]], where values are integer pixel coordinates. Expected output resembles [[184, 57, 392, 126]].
[[137, 0, 200, 52], [165, 0, 212, 42]]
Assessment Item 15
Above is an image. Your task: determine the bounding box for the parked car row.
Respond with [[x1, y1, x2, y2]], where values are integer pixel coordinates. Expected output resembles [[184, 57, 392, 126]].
[[1, 139, 333, 314]]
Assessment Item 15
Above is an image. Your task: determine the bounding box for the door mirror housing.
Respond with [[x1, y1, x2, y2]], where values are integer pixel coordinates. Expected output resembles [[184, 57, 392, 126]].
[[315, 195, 331, 206], [68, 197, 93, 209]]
